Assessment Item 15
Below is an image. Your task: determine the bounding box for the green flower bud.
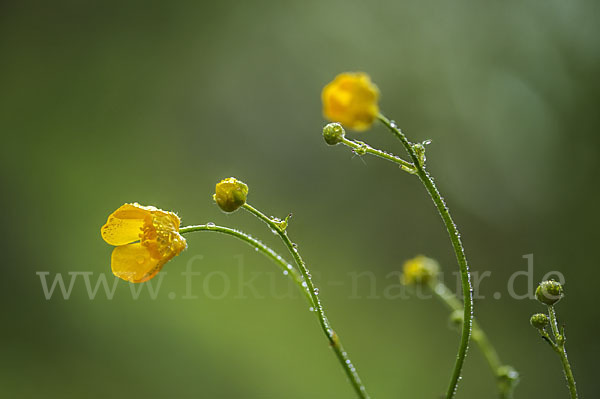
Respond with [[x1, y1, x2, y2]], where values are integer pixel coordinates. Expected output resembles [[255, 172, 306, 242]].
[[323, 122, 345, 145], [449, 309, 464, 326], [497, 365, 519, 389], [535, 280, 564, 306], [530, 313, 549, 329], [413, 143, 426, 166], [214, 177, 248, 213]]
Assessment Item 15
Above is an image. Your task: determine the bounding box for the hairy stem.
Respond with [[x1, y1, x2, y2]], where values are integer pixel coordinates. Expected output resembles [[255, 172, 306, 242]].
[[339, 136, 414, 171], [179, 224, 311, 303], [242, 203, 370, 399], [547, 306, 578, 399], [378, 113, 473, 399]]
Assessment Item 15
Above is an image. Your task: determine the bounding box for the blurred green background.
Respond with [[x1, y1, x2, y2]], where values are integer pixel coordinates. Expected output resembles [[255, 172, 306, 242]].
[[1, 0, 599, 398]]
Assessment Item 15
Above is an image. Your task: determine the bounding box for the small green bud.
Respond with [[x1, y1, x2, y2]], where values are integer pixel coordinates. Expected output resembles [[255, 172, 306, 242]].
[[353, 141, 367, 155], [413, 143, 426, 166], [214, 177, 248, 213], [449, 309, 464, 326], [323, 122, 345, 145], [535, 280, 564, 305], [530, 313, 549, 329], [497, 365, 519, 389]]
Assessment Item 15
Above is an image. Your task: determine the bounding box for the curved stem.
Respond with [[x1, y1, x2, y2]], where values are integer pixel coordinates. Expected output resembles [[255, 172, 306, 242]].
[[377, 113, 473, 399], [538, 328, 559, 351], [430, 281, 516, 399], [179, 224, 312, 304], [547, 306, 578, 399], [242, 203, 370, 399]]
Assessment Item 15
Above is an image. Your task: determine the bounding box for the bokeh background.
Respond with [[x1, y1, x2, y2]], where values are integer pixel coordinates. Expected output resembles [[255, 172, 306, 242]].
[[1, 0, 599, 398]]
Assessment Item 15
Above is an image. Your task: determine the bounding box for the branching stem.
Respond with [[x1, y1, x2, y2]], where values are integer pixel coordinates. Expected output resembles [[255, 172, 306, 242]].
[[179, 224, 310, 304], [335, 114, 474, 398], [547, 306, 578, 399], [379, 113, 473, 399]]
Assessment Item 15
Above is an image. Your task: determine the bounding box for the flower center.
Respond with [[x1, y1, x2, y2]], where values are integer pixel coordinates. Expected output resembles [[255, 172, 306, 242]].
[[140, 213, 186, 259]]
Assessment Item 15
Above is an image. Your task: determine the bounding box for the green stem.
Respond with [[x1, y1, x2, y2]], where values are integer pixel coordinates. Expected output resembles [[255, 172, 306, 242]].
[[179, 224, 312, 304], [538, 328, 559, 352], [547, 305, 561, 343], [242, 203, 370, 399], [340, 136, 415, 171], [377, 113, 473, 399], [547, 306, 578, 399], [430, 281, 516, 399]]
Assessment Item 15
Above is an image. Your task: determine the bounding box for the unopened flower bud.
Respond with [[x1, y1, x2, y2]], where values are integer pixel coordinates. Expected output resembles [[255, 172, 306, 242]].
[[450, 309, 464, 326], [535, 280, 564, 306], [530, 313, 549, 329], [497, 365, 519, 389], [323, 122, 345, 145], [401, 255, 440, 286], [413, 143, 426, 166], [214, 177, 248, 213]]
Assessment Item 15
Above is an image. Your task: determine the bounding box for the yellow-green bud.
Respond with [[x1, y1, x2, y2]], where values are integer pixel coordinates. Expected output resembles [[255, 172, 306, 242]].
[[401, 255, 440, 286], [214, 177, 248, 213], [323, 122, 345, 145], [449, 309, 464, 326], [535, 280, 564, 306], [530, 313, 549, 329], [497, 365, 519, 389], [413, 143, 426, 166]]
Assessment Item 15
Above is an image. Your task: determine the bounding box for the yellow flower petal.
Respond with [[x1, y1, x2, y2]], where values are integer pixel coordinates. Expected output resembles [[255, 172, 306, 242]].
[[102, 203, 187, 282], [111, 243, 165, 283], [101, 203, 152, 246], [322, 72, 380, 131]]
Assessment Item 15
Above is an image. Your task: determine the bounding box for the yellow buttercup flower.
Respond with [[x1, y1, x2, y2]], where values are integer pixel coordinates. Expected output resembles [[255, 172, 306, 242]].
[[402, 255, 440, 286], [101, 203, 187, 283], [322, 72, 380, 131]]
